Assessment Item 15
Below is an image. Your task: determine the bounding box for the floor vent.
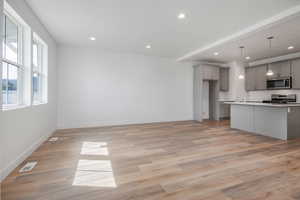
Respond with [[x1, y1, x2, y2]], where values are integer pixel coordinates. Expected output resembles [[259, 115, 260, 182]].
[[19, 161, 37, 173], [49, 137, 59, 142]]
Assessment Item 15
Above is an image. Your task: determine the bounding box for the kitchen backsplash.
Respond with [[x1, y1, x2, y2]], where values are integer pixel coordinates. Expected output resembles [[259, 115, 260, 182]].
[[247, 90, 300, 102], [220, 90, 300, 102]]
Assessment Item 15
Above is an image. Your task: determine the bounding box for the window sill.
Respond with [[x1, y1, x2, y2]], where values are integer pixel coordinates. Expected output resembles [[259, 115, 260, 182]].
[[32, 101, 48, 106], [2, 104, 29, 111]]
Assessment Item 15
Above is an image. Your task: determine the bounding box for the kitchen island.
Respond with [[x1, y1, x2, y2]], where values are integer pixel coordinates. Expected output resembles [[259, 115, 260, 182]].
[[225, 102, 300, 140]]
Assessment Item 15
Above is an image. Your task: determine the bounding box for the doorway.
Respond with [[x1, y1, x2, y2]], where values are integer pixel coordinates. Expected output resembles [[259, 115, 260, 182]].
[[202, 80, 219, 120]]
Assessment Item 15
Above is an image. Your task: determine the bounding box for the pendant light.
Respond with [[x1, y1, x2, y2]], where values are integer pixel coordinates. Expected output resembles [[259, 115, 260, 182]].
[[238, 46, 245, 79], [266, 36, 274, 76], [266, 67, 274, 76]]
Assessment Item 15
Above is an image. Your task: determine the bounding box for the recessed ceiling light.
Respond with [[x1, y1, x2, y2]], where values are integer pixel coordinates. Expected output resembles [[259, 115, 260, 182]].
[[89, 37, 96, 41], [146, 45, 151, 49], [288, 46, 294, 50], [245, 56, 251, 60], [214, 52, 219, 56], [178, 13, 186, 19]]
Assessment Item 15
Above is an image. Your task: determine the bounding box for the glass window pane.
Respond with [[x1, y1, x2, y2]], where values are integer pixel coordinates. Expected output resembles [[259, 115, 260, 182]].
[[33, 72, 41, 102], [2, 62, 8, 104], [2, 17, 5, 59], [33, 37, 45, 104], [7, 64, 18, 104], [5, 16, 18, 63], [33, 42, 38, 68]]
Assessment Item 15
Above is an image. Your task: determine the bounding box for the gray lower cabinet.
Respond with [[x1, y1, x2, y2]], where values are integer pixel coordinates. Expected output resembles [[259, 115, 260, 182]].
[[292, 58, 300, 89], [230, 104, 300, 140], [219, 67, 229, 91], [231, 104, 254, 132], [230, 104, 299, 140]]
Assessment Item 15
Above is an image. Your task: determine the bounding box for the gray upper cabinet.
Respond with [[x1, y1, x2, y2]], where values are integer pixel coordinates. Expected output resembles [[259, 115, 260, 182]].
[[292, 58, 300, 89], [245, 67, 256, 91], [245, 65, 267, 91], [202, 65, 219, 80], [268, 61, 291, 78], [245, 58, 300, 91], [219, 67, 229, 91], [255, 65, 267, 90], [211, 66, 219, 80]]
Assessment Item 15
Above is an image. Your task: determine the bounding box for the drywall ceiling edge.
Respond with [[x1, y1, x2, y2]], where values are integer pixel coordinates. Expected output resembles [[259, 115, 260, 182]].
[[248, 51, 300, 67], [177, 5, 300, 62]]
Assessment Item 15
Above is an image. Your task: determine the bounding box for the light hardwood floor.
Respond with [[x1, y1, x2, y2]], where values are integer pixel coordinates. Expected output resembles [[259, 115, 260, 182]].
[[2, 120, 300, 200]]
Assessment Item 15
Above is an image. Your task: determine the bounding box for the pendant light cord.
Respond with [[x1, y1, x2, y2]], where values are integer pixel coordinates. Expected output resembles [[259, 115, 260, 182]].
[[266, 36, 275, 76]]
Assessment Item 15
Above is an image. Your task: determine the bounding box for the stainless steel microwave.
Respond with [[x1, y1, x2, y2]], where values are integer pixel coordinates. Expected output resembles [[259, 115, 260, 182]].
[[266, 77, 292, 89]]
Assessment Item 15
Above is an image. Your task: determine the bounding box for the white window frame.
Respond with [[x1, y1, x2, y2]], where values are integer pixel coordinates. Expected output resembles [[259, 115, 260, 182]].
[[2, 10, 25, 109], [2, 1, 49, 111]]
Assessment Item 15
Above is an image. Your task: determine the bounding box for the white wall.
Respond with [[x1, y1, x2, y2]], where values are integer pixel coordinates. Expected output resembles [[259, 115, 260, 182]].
[[0, 0, 57, 181], [0, 0, 4, 183], [57, 47, 193, 129]]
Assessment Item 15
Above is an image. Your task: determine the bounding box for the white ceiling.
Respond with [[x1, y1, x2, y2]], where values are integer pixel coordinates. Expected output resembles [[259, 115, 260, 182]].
[[26, 0, 300, 58], [179, 8, 300, 63]]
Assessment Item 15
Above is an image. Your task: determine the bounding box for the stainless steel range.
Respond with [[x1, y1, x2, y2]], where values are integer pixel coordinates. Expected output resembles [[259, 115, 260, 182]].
[[263, 94, 297, 104]]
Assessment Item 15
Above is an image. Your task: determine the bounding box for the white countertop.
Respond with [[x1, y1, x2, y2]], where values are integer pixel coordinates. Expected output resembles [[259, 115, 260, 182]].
[[224, 102, 300, 107]]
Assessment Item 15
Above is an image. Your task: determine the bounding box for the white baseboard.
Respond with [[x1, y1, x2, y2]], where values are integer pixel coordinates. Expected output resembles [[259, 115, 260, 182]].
[[57, 118, 194, 130], [0, 130, 55, 182]]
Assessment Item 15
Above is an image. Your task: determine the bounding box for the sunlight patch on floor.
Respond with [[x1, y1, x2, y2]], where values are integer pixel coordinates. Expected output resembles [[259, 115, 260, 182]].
[[80, 142, 109, 156], [73, 159, 117, 187]]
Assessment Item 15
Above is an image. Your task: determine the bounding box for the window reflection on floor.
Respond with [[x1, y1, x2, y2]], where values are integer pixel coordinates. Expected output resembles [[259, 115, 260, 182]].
[[73, 142, 117, 188], [73, 160, 117, 187], [80, 142, 109, 156]]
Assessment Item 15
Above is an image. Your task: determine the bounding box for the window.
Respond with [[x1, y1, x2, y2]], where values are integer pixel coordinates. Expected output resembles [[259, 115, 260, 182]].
[[1, 2, 48, 110], [2, 62, 19, 105], [32, 34, 47, 104], [2, 13, 23, 106]]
